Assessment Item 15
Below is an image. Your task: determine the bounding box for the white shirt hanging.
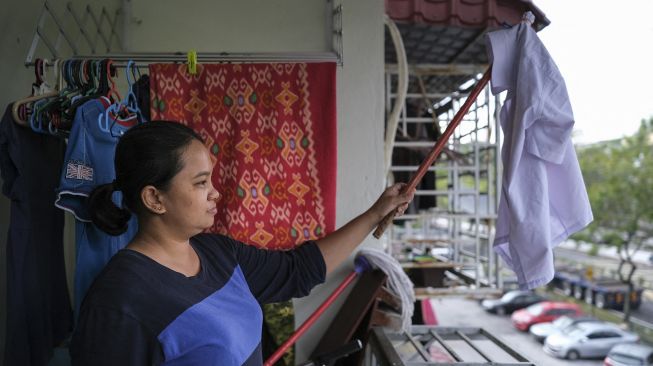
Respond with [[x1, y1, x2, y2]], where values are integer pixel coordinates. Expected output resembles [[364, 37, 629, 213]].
[[485, 16, 593, 289]]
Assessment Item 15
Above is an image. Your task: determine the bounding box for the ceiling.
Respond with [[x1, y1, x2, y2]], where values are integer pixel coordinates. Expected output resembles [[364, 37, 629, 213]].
[[384, 0, 549, 101]]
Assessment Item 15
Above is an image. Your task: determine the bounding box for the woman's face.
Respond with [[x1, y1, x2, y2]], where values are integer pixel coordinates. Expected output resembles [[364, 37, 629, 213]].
[[160, 139, 220, 235]]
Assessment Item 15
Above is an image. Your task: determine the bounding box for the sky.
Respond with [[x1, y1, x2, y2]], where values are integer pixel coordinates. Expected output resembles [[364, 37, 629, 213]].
[[536, 0, 653, 144]]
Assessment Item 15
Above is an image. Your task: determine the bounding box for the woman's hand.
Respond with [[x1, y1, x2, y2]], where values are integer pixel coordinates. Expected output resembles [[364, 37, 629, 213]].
[[315, 182, 416, 274], [368, 183, 416, 222]]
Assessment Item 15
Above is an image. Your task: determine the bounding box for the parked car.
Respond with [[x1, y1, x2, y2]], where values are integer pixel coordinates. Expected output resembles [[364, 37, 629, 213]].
[[480, 290, 545, 315], [544, 322, 639, 360], [605, 343, 653, 365], [512, 301, 583, 331], [529, 315, 599, 342]]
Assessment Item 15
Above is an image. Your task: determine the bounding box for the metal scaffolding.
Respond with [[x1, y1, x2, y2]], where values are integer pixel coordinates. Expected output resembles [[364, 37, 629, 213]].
[[385, 64, 503, 290]]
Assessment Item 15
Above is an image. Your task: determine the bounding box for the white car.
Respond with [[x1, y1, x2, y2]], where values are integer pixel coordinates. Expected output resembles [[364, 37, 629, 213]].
[[543, 322, 639, 360], [529, 315, 598, 342]]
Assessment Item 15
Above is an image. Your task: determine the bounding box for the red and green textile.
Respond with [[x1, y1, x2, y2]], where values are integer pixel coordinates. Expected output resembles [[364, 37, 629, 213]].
[[149, 63, 337, 249]]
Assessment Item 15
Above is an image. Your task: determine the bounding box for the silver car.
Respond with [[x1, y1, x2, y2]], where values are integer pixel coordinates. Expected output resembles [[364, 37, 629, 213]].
[[605, 343, 653, 366], [529, 315, 598, 342], [543, 322, 639, 360]]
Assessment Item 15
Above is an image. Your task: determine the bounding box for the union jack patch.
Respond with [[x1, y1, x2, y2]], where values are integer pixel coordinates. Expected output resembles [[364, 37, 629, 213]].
[[66, 161, 94, 181]]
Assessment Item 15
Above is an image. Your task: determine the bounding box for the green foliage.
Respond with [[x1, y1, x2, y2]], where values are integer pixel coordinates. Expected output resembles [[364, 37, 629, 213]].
[[576, 118, 653, 248], [588, 243, 599, 256], [601, 232, 625, 247], [570, 230, 593, 244]]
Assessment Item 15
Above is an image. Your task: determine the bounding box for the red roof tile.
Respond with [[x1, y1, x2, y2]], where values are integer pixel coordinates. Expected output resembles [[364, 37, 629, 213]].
[[386, 0, 549, 31]]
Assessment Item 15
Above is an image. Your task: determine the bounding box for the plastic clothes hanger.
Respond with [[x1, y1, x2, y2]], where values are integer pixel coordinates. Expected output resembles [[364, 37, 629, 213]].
[[105, 59, 121, 102], [29, 99, 50, 133], [12, 59, 59, 126], [124, 60, 145, 122], [66, 60, 95, 116], [98, 60, 141, 135], [34, 60, 75, 131]]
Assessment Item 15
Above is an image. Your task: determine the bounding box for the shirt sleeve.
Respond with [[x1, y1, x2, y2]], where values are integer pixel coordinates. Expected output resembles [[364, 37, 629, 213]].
[[70, 305, 164, 366], [55, 103, 98, 221], [227, 237, 327, 304]]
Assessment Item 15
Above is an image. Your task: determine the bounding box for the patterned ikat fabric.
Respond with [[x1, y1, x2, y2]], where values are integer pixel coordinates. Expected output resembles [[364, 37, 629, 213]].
[[149, 63, 337, 249]]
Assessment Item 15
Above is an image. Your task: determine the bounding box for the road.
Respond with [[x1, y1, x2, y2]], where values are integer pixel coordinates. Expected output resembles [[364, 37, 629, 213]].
[[430, 297, 604, 366], [554, 246, 653, 282], [554, 246, 653, 324]]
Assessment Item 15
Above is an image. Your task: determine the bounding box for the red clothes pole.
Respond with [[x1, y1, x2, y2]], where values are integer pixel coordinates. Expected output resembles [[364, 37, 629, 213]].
[[264, 271, 359, 366]]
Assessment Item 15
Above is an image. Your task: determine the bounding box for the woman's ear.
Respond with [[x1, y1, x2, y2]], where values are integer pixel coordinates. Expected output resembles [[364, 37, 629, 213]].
[[141, 185, 166, 214]]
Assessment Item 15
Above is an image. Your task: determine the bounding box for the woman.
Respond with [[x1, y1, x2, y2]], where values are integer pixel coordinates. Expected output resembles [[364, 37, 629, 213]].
[[70, 120, 414, 365]]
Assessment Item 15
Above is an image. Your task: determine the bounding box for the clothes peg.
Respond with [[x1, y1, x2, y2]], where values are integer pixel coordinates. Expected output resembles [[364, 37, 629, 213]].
[[187, 50, 198, 75], [521, 11, 535, 26]]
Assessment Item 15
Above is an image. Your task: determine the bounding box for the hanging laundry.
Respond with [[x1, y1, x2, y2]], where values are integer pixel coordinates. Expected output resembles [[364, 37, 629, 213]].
[[54, 97, 139, 317], [485, 15, 593, 289], [0, 105, 72, 366]]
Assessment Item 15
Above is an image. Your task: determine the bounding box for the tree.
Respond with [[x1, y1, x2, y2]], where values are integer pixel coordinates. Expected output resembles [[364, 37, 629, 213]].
[[575, 118, 653, 322]]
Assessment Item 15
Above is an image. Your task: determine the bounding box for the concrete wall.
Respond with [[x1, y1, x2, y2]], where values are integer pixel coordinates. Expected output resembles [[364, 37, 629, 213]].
[[123, 0, 329, 52], [288, 2, 386, 360], [0, 0, 385, 363]]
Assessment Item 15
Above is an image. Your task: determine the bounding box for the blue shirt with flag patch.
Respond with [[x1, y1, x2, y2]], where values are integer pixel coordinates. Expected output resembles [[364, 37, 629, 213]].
[[70, 233, 326, 366]]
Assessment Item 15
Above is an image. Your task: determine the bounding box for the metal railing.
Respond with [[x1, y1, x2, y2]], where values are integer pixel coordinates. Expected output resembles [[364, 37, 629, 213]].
[[385, 65, 501, 289], [365, 326, 534, 365]]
